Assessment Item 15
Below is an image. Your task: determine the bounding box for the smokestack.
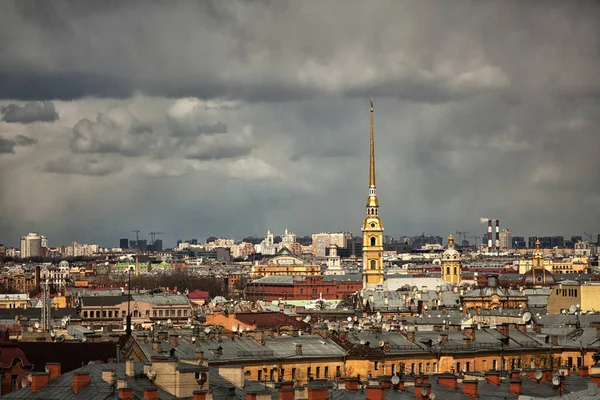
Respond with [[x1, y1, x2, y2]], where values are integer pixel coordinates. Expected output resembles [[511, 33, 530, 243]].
[[495, 220, 500, 248], [488, 219, 493, 248]]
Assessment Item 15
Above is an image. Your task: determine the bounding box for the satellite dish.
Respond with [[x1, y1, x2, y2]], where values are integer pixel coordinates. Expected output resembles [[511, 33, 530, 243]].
[[45, 366, 49, 374], [88, 360, 95, 365], [147, 368, 157, 381], [50, 330, 56, 338], [34, 322, 40, 329], [347, 317, 352, 322], [535, 370, 543, 380], [429, 394, 436, 400], [81, 336, 87, 343], [21, 377, 27, 388], [569, 305, 578, 314], [379, 341, 385, 348], [204, 327, 212, 334], [27, 374, 32, 382], [391, 375, 400, 385], [522, 312, 532, 323], [239, 327, 244, 333], [232, 324, 238, 332], [304, 316, 312, 323], [552, 376, 560, 386], [191, 337, 196, 343]]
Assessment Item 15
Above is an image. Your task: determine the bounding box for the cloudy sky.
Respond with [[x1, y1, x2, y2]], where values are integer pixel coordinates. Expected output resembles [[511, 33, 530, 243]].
[[1, 1, 599, 248]]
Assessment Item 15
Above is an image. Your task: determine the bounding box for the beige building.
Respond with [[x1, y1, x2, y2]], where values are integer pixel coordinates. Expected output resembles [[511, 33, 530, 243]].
[[547, 280, 600, 314], [311, 232, 346, 257], [499, 228, 512, 250], [20, 232, 43, 258], [252, 248, 321, 277]]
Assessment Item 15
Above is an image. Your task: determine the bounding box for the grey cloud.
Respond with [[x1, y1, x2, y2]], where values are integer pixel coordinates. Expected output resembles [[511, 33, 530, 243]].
[[169, 121, 228, 137], [3, 1, 598, 102], [1, 101, 59, 123], [184, 131, 254, 160], [0, 134, 38, 154], [43, 155, 124, 176], [70, 107, 154, 156]]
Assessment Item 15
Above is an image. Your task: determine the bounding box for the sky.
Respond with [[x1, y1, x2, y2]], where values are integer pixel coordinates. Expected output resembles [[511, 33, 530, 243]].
[[1, 0, 599, 248]]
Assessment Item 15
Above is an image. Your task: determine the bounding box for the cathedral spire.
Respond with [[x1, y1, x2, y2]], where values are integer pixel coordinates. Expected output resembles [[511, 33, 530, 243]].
[[369, 98, 376, 189]]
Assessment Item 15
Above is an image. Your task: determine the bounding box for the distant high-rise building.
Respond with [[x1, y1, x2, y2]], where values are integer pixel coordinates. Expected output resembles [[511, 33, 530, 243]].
[[282, 228, 296, 244], [20, 232, 43, 258], [152, 239, 163, 252], [129, 240, 137, 248], [137, 239, 147, 252], [120, 238, 129, 249], [512, 236, 526, 249], [499, 228, 512, 250]]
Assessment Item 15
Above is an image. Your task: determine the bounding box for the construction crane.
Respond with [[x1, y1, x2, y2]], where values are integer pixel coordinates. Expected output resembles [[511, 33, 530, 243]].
[[149, 231, 164, 245], [455, 231, 469, 244], [131, 230, 140, 245]]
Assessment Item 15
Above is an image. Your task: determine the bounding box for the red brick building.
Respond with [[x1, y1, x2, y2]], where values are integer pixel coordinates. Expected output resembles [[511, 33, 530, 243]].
[[0, 330, 33, 395], [245, 275, 361, 301]]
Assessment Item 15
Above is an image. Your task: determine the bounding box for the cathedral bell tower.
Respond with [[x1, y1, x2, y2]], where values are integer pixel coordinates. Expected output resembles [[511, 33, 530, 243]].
[[362, 99, 385, 290]]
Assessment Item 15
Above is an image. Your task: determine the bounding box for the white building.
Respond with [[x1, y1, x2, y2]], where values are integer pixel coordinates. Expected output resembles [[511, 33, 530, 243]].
[[20, 232, 43, 258], [499, 228, 512, 250]]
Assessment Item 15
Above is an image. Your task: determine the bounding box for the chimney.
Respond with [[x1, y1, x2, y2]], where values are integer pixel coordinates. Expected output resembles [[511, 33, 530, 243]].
[[485, 371, 501, 386], [588, 383, 599, 396], [102, 369, 116, 385], [579, 366, 589, 376], [591, 374, 600, 388], [463, 326, 475, 341], [278, 388, 294, 400], [126, 359, 135, 377], [144, 388, 158, 400], [516, 324, 527, 335], [118, 387, 134, 400], [439, 333, 448, 344], [72, 372, 91, 393], [422, 286, 427, 293], [510, 370, 521, 380], [152, 340, 161, 353], [169, 334, 179, 347], [488, 219, 492, 248], [31, 372, 49, 393], [366, 386, 385, 400], [117, 379, 128, 389], [496, 324, 509, 338], [295, 343, 303, 355], [406, 331, 415, 342], [437, 374, 457, 390], [345, 378, 359, 391], [495, 220, 500, 248], [307, 386, 328, 400], [395, 379, 405, 391], [510, 379, 522, 395], [45, 362, 61, 379], [462, 380, 478, 398], [219, 366, 245, 388], [193, 390, 208, 400]]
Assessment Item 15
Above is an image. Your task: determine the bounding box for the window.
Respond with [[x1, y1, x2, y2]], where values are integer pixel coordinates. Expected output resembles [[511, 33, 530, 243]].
[[370, 237, 376, 246], [411, 363, 415, 374], [122, 310, 126, 317], [316, 367, 320, 378], [493, 360, 497, 370], [270, 369, 275, 381], [258, 371, 262, 381], [108, 311, 112, 318], [446, 267, 450, 275], [280, 369, 285, 381], [466, 362, 470, 371], [418, 363, 423, 374], [454, 267, 457, 274], [292, 368, 296, 380], [184, 310, 188, 316], [456, 362, 461, 372], [159, 310, 163, 317], [153, 310, 157, 317], [11, 375, 17, 392], [102, 310, 107, 318], [370, 260, 376, 270], [146, 310, 150, 317], [96, 311, 100, 318], [177, 309, 182, 316], [83, 311, 88, 318], [324, 367, 329, 378], [307, 367, 311, 379], [374, 362, 379, 371]]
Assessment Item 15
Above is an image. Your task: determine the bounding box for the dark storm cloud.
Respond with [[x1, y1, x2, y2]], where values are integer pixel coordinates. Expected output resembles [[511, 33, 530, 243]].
[[1, 101, 59, 123], [43, 155, 124, 176], [0, 135, 38, 154]]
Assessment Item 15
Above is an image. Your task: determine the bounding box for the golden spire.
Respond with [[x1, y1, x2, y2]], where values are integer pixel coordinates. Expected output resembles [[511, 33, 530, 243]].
[[369, 98, 376, 188], [448, 232, 455, 246]]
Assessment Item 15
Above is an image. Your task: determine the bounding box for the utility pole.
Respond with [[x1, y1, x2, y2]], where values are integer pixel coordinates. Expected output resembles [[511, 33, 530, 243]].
[[126, 267, 132, 336]]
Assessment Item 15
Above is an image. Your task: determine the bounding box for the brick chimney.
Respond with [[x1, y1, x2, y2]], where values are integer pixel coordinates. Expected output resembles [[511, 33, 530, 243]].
[[126, 359, 135, 377], [516, 324, 527, 335], [345, 378, 359, 391], [72, 372, 91, 393], [510, 379, 522, 395], [543, 369, 554, 382], [278, 388, 294, 400], [307, 386, 328, 400], [510, 370, 521, 380], [366, 385, 385, 400], [463, 326, 475, 340], [193, 390, 208, 400], [45, 362, 61, 379], [118, 387, 134, 400], [462, 380, 478, 398], [295, 343, 303, 355], [437, 374, 457, 390], [579, 366, 589, 376], [485, 371, 501, 386], [144, 388, 158, 400], [590, 374, 600, 388], [31, 372, 49, 393], [395, 379, 405, 391], [414, 384, 423, 398], [496, 324, 509, 338]]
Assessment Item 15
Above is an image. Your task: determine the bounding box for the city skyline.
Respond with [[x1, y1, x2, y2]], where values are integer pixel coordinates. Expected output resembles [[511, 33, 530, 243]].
[[1, 1, 599, 247]]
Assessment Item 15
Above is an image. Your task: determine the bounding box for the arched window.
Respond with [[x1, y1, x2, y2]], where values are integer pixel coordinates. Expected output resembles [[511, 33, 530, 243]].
[[370, 260, 376, 270], [370, 237, 376, 246], [454, 267, 457, 275], [446, 267, 450, 275]]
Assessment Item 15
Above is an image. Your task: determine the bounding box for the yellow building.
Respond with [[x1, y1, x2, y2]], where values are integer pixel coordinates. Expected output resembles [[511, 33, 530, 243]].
[[552, 256, 589, 274], [362, 99, 384, 290], [251, 248, 321, 278], [0, 294, 29, 309], [441, 233, 461, 285]]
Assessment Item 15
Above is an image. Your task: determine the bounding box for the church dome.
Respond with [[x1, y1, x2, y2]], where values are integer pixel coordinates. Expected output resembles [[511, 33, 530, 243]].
[[442, 233, 461, 261], [520, 268, 556, 287]]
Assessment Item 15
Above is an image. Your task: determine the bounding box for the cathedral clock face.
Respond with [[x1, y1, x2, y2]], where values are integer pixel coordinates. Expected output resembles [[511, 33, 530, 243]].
[[370, 222, 376, 228]]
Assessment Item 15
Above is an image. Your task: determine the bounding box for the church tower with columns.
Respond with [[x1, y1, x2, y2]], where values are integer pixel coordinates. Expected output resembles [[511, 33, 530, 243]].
[[362, 99, 385, 290]]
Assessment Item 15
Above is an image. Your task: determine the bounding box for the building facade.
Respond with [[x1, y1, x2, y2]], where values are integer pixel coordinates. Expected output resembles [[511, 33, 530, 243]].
[[441, 233, 461, 285]]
